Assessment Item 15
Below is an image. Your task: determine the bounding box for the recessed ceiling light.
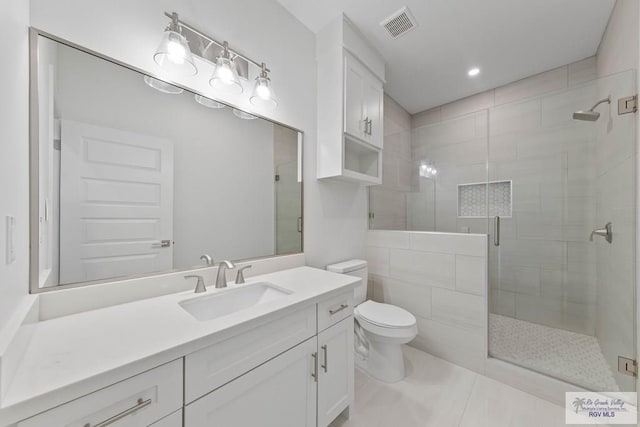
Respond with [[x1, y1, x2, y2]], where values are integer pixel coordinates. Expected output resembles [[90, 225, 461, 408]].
[[468, 67, 480, 77]]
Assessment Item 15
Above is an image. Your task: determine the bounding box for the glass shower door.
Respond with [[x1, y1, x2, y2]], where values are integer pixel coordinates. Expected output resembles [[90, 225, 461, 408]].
[[487, 70, 636, 392]]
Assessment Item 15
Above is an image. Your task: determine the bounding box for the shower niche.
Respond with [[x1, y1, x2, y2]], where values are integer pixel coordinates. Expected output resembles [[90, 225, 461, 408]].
[[457, 180, 512, 218]]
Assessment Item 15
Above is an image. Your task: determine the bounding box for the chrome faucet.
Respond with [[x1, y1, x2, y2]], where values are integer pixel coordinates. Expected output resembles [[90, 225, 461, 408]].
[[235, 265, 252, 284], [590, 222, 613, 244], [185, 274, 207, 293], [215, 260, 235, 288], [200, 254, 214, 265]]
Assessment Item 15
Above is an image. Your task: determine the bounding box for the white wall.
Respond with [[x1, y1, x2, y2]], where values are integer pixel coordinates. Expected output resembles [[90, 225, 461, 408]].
[[54, 44, 276, 268], [29, 0, 368, 272], [0, 1, 31, 335]]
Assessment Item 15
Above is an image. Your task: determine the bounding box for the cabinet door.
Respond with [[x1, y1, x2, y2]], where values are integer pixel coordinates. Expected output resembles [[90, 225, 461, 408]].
[[344, 53, 365, 139], [318, 317, 354, 427], [363, 75, 384, 148], [185, 337, 317, 427]]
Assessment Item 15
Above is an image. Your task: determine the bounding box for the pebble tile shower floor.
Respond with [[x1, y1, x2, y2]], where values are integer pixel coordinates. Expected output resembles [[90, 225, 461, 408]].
[[489, 314, 619, 391]]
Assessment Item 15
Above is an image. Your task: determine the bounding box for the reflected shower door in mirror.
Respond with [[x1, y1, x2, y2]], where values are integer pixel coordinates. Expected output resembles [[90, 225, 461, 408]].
[[32, 34, 302, 290]]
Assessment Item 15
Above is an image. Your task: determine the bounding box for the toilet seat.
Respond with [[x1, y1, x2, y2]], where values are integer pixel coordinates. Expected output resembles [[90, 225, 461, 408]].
[[354, 301, 417, 341], [356, 300, 416, 328]]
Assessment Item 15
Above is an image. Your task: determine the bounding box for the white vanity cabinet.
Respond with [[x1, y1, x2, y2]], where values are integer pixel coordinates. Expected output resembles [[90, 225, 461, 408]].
[[344, 52, 384, 149], [317, 15, 385, 185], [17, 360, 183, 427], [184, 293, 354, 427], [185, 337, 318, 426], [317, 317, 354, 427], [12, 285, 355, 427]]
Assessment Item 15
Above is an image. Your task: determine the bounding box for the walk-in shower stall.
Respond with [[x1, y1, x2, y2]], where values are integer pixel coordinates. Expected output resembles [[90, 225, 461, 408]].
[[370, 69, 636, 392]]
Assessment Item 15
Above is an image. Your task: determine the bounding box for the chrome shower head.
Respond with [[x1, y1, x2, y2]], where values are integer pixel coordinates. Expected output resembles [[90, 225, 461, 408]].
[[572, 110, 600, 121], [572, 96, 610, 121]]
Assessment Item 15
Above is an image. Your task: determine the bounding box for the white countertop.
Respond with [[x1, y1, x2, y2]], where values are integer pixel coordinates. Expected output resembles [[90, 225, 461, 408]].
[[0, 266, 358, 426]]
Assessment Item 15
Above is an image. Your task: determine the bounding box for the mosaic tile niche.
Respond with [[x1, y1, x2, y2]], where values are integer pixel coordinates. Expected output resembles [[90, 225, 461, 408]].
[[458, 181, 511, 217]]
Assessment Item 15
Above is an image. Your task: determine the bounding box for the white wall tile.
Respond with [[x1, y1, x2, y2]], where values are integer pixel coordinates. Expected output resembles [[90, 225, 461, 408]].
[[489, 98, 541, 136], [389, 248, 455, 289], [367, 230, 410, 249], [567, 56, 597, 86], [441, 90, 495, 121], [411, 107, 441, 129], [366, 246, 390, 276], [412, 317, 486, 373], [456, 255, 486, 296], [417, 114, 477, 147], [409, 232, 486, 257], [432, 287, 485, 331], [372, 275, 432, 319], [494, 66, 567, 106]]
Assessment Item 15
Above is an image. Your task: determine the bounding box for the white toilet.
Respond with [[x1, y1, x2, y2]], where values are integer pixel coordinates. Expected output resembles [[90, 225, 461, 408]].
[[326, 259, 417, 383]]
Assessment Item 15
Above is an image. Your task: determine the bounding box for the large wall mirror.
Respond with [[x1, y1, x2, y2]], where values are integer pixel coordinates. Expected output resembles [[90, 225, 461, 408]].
[[30, 31, 303, 292]]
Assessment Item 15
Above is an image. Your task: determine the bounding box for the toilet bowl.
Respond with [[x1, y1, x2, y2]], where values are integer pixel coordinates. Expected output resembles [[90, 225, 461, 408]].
[[326, 259, 418, 383]]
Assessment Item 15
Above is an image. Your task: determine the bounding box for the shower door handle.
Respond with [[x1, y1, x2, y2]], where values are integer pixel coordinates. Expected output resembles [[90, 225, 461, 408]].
[[494, 216, 500, 246]]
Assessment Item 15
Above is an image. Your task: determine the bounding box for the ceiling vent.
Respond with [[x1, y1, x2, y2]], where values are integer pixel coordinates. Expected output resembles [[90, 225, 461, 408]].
[[380, 6, 418, 39]]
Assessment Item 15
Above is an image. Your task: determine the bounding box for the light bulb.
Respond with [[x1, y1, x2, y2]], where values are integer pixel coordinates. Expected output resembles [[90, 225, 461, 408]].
[[166, 39, 187, 64], [210, 56, 243, 94], [256, 83, 271, 100], [432, 169, 438, 175], [250, 72, 277, 109], [218, 66, 234, 84], [153, 29, 197, 75]]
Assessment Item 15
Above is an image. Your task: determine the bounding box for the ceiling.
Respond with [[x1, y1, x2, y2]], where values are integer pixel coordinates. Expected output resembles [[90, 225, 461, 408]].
[[277, 0, 616, 114]]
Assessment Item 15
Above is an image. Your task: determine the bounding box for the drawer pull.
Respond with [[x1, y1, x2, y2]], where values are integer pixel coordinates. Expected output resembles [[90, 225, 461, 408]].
[[329, 304, 349, 315], [84, 398, 152, 427]]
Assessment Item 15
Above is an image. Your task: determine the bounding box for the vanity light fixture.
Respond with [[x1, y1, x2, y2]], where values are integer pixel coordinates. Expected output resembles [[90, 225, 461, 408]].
[[209, 41, 243, 94], [233, 108, 258, 120], [250, 63, 277, 109], [467, 67, 480, 77], [419, 160, 437, 178], [153, 12, 197, 75], [143, 75, 184, 94], [194, 94, 225, 109], [154, 12, 278, 108]]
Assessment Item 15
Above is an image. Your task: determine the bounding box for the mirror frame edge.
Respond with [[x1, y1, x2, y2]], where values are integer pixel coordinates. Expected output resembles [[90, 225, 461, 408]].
[[28, 27, 305, 294]]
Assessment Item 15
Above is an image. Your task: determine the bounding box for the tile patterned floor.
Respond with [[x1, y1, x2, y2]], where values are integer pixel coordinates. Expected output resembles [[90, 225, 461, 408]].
[[489, 314, 619, 391], [330, 346, 611, 427]]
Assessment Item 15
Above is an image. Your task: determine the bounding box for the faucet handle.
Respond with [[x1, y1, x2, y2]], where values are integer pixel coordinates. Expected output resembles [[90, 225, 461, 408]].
[[200, 254, 214, 265], [185, 275, 206, 293], [235, 265, 252, 284]]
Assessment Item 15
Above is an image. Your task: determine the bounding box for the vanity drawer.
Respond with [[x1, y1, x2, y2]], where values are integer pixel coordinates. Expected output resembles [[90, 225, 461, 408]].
[[150, 410, 182, 426], [318, 291, 353, 332], [18, 359, 183, 427], [184, 305, 316, 403]]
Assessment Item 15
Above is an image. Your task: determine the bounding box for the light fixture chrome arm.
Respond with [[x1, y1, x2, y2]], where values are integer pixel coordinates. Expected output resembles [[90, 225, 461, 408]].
[[163, 11, 264, 69]]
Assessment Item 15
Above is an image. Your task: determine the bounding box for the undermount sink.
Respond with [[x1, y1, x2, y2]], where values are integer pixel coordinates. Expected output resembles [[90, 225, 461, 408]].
[[179, 282, 292, 321]]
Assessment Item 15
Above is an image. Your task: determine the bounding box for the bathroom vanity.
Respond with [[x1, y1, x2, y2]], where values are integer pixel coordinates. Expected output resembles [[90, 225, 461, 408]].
[[0, 267, 357, 427]]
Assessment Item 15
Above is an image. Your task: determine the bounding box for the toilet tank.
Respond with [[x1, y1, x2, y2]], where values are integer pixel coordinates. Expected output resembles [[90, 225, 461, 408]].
[[326, 259, 368, 305]]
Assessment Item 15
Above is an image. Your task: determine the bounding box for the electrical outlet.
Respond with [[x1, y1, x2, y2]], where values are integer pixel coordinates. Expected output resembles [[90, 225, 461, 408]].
[[6, 215, 15, 264]]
